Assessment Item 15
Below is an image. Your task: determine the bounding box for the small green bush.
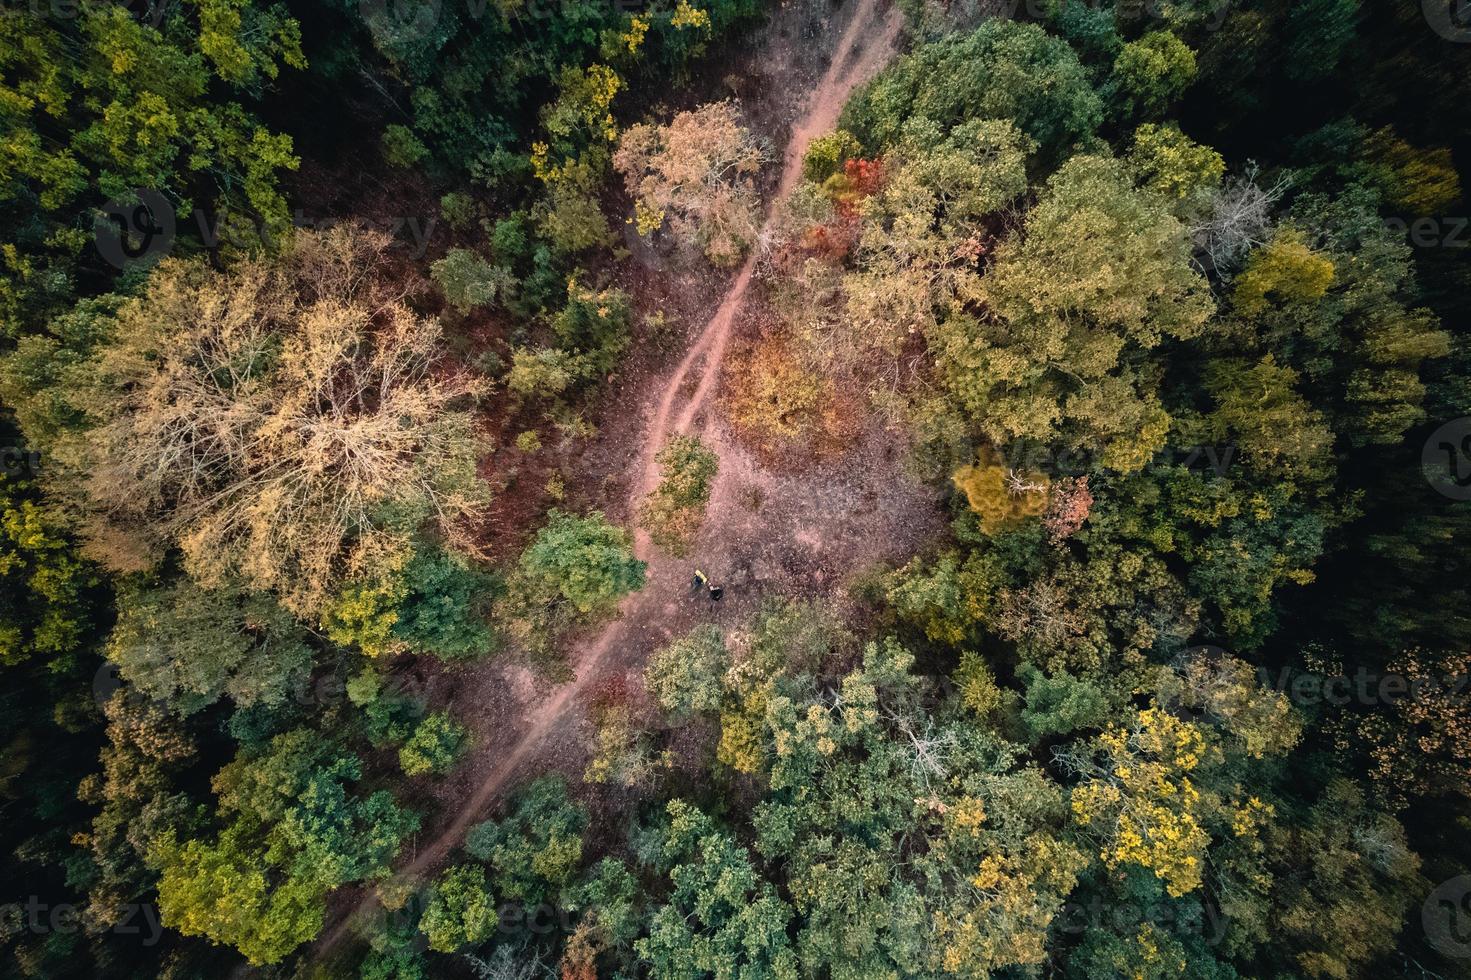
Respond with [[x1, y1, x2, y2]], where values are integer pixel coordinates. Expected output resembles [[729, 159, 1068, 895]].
[[399, 711, 469, 776], [639, 436, 719, 555], [382, 124, 429, 167], [440, 191, 476, 230], [431, 248, 507, 313]]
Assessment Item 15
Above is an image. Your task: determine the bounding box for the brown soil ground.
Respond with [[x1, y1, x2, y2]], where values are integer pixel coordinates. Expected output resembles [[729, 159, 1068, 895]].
[[308, 0, 929, 964]]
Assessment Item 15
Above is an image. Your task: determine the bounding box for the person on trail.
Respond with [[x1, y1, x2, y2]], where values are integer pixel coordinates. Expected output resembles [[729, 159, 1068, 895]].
[[691, 569, 723, 601]]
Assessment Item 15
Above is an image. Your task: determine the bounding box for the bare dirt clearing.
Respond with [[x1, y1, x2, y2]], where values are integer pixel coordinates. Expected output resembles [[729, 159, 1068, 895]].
[[312, 0, 925, 961]]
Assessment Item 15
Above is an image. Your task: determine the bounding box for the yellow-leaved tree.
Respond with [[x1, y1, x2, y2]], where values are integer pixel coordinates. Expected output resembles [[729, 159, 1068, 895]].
[[60, 226, 490, 615], [613, 100, 768, 266]]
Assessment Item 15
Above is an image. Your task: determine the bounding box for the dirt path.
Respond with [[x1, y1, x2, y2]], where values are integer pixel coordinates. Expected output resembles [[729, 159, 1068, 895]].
[[310, 0, 904, 963], [647, 0, 905, 491]]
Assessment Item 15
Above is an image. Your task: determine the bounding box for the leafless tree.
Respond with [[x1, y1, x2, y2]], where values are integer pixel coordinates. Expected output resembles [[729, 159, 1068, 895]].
[[1353, 819, 1413, 876], [466, 945, 555, 980], [1005, 468, 1049, 495], [996, 580, 1087, 652], [1190, 162, 1292, 278], [887, 710, 958, 792]]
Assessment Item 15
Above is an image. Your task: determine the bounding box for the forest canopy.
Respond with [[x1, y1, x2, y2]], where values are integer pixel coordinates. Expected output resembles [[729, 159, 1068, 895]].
[[2, 0, 1470, 978]]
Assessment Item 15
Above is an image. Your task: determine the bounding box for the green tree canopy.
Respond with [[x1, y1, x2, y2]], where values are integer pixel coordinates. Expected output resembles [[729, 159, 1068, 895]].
[[841, 20, 1102, 164], [644, 623, 729, 718], [106, 577, 312, 715], [933, 153, 1213, 471], [0, 0, 304, 338], [1111, 31, 1197, 118], [465, 776, 586, 905], [508, 509, 645, 623], [154, 729, 418, 964]]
